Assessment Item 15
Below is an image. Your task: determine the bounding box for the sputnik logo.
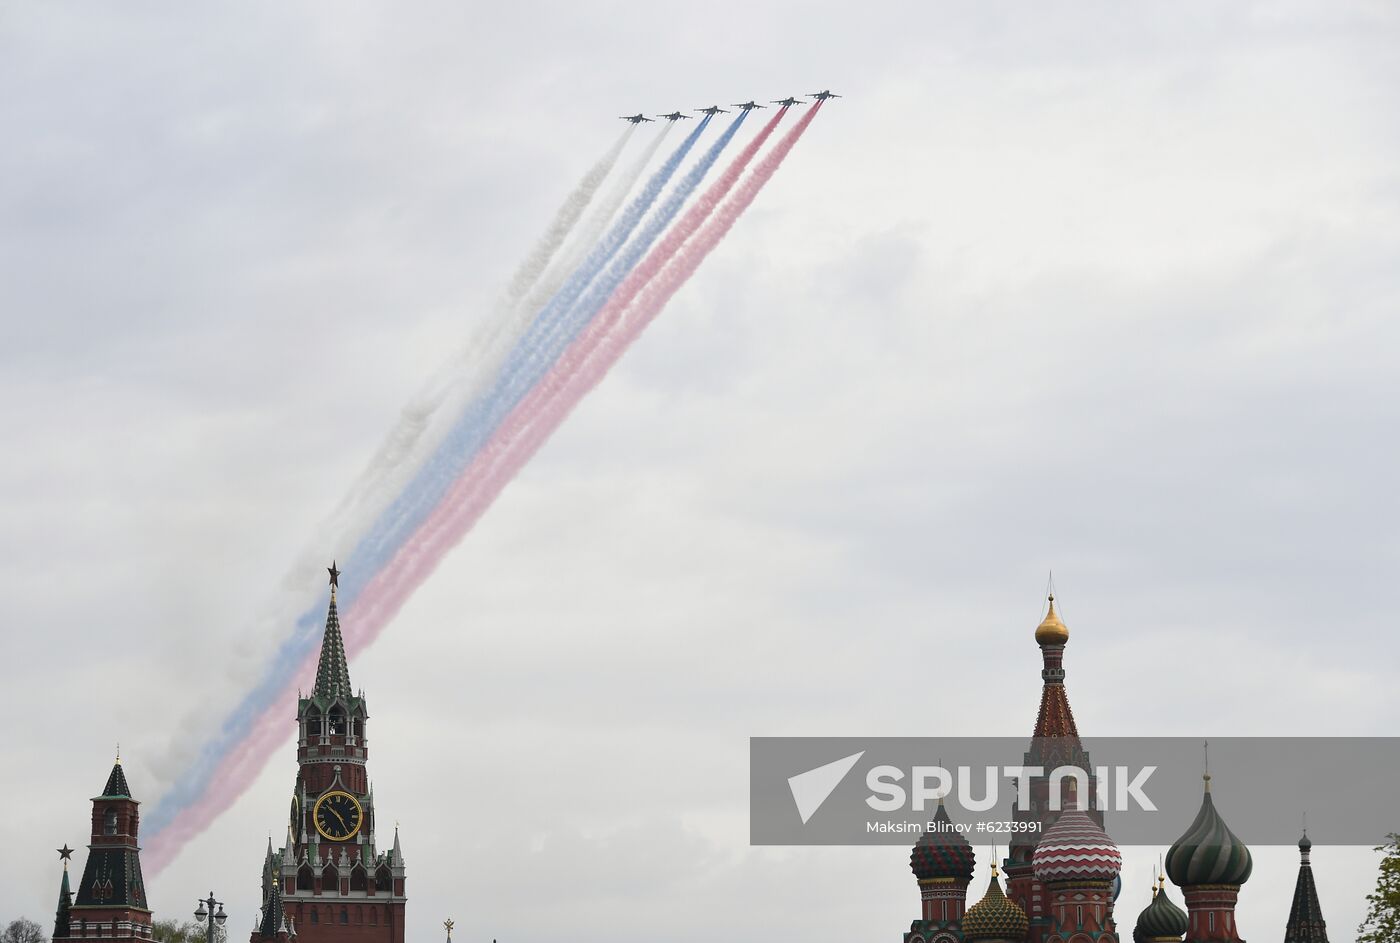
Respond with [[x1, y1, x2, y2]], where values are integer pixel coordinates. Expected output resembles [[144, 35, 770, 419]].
[[787, 751, 865, 825]]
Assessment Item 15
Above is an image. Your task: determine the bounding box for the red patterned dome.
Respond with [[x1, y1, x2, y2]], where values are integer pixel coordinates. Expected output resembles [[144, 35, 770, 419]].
[[1031, 807, 1122, 884], [910, 802, 976, 882]]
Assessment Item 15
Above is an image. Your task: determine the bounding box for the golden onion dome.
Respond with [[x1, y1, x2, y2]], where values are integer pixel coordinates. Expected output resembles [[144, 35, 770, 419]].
[[962, 867, 1029, 942], [1035, 594, 1069, 645]]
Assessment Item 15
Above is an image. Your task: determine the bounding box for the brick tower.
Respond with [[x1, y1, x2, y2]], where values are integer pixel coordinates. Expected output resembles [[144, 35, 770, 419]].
[[1003, 595, 1106, 943], [52, 758, 155, 941], [252, 563, 406, 943], [1165, 770, 1252, 943]]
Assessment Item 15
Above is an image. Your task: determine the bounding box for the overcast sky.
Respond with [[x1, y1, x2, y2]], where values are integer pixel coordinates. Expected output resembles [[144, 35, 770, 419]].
[[2, 2, 1398, 941]]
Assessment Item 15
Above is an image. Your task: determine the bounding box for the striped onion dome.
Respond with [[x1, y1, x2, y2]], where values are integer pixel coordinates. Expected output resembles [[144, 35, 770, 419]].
[[1032, 807, 1122, 884], [1165, 775, 1253, 887], [961, 871, 1029, 942], [1135, 879, 1189, 941], [910, 801, 976, 882]]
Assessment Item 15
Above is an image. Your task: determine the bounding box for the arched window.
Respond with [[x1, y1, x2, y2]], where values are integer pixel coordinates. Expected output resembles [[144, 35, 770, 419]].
[[309, 911, 318, 926], [340, 908, 349, 925], [297, 864, 314, 892], [375, 866, 392, 892], [370, 908, 378, 926], [304, 709, 321, 740], [349, 865, 367, 892], [328, 707, 346, 736], [322, 865, 339, 894], [104, 808, 118, 835]]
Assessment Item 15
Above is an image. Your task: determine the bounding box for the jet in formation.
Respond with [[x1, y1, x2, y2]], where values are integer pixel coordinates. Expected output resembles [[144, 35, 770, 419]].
[[658, 111, 692, 122], [732, 100, 767, 111], [809, 89, 842, 101], [695, 105, 731, 116], [619, 113, 655, 124], [772, 96, 806, 107]]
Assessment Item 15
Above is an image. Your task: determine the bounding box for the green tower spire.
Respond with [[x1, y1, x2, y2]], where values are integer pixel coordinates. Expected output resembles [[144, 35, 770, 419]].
[[52, 847, 73, 940], [314, 562, 352, 698]]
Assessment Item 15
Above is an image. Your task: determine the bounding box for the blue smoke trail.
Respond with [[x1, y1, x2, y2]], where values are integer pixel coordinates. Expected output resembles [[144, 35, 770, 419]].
[[352, 112, 749, 571], [144, 116, 724, 836]]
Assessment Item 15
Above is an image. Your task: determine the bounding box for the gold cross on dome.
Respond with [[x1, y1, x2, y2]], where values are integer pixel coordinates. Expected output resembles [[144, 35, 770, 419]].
[[443, 918, 454, 938]]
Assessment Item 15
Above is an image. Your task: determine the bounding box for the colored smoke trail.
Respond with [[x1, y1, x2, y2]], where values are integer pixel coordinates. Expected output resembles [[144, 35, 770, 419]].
[[313, 102, 822, 816], [332, 115, 725, 584], [329, 125, 637, 534], [324, 104, 824, 723], [142, 127, 656, 862], [145, 120, 716, 865], [382, 125, 675, 525], [532, 124, 673, 317], [144, 104, 820, 872]]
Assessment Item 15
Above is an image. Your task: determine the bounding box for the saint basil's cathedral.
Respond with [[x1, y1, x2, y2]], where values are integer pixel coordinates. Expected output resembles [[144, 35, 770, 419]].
[[900, 596, 1333, 943]]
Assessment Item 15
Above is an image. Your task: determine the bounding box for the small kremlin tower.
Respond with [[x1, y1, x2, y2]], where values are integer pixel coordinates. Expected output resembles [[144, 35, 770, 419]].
[[51, 757, 155, 942]]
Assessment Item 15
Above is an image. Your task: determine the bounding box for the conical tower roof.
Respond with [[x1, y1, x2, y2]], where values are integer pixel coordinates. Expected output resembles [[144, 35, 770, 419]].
[[1284, 831, 1329, 942], [52, 857, 73, 940], [1165, 773, 1253, 887], [314, 563, 352, 699], [100, 759, 131, 798]]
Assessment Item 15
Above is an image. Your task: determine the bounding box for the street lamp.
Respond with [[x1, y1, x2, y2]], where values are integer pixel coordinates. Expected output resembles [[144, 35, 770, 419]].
[[194, 892, 227, 942]]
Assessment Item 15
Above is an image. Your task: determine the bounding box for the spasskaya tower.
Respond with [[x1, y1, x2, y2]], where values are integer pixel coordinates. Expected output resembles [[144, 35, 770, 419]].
[[251, 563, 406, 943]]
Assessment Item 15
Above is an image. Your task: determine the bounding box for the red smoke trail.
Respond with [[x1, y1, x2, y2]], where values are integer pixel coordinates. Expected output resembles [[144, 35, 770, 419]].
[[145, 676, 304, 872], [146, 103, 822, 874], [341, 102, 823, 654]]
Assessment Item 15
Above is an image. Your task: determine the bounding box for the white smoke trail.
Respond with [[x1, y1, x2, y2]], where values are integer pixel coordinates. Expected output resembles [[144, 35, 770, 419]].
[[533, 123, 673, 312], [144, 127, 638, 797], [328, 125, 637, 528], [412, 123, 676, 437]]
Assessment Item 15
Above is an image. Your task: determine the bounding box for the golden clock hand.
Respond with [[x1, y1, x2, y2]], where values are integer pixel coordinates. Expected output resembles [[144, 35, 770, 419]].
[[331, 806, 349, 829]]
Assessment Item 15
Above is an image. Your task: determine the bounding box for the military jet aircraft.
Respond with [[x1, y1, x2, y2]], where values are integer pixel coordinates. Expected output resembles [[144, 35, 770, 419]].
[[809, 89, 842, 101], [619, 113, 655, 124], [732, 100, 767, 111], [695, 105, 731, 116], [772, 96, 806, 107], [658, 111, 692, 122]]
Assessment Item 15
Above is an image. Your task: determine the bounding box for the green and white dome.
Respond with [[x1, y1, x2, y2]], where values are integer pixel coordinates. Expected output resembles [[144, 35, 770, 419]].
[[1165, 774, 1253, 888]]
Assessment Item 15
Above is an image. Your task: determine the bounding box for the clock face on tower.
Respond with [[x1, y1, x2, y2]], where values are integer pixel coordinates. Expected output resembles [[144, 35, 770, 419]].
[[313, 790, 363, 841]]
